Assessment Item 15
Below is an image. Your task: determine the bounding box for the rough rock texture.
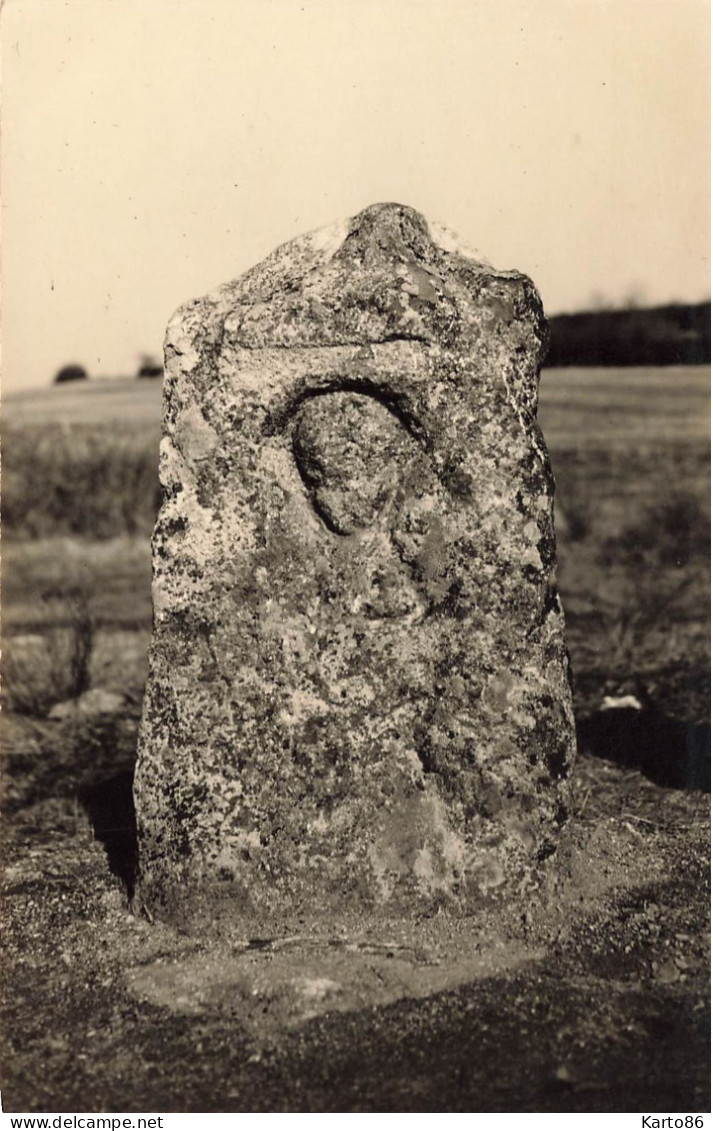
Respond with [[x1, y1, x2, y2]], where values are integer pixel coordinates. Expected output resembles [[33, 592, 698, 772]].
[[133, 203, 576, 930]]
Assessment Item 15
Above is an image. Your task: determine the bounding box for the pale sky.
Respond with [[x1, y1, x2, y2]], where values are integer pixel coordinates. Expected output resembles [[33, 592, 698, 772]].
[[2, 0, 710, 391]]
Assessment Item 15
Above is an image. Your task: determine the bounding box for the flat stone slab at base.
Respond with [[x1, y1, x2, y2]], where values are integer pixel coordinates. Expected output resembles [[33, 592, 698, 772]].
[[3, 759, 708, 1113], [127, 928, 540, 1036]]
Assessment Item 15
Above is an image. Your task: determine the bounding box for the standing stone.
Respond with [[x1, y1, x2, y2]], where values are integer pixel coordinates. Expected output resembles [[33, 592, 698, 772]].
[[134, 203, 575, 930]]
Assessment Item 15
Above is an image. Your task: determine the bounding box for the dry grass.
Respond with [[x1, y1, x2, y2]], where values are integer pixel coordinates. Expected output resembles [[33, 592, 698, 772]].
[[2, 589, 95, 716], [1, 366, 709, 729], [1, 369, 708, 1116], [3, 424, 162, 539]]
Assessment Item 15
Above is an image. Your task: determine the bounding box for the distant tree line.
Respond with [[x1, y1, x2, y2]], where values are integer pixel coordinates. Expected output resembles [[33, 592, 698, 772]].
[[52, 304, 710, 384], [136, 354, 163, 379], [546, 301, 711, 367], [53, 354, 163, 384], [54, 364, 88, 384]]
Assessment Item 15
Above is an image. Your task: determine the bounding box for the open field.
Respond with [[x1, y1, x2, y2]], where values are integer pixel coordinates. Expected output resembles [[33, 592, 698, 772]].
[[5, 364, 710, 438], [5, 366, 710, 719], [5, 367, 710, 531], [1, 365, 710, 1111]]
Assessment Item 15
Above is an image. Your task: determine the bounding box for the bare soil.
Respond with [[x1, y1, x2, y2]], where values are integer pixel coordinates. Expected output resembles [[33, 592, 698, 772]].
[[2, 367, 709, 1112], [1, 710, 709, 1112]]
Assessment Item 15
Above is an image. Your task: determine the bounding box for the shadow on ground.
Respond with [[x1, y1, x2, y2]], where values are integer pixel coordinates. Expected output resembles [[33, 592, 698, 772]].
[[578, 708, 711, 792], [2, 707, 710, 1113], [80, 771, 138, 898]]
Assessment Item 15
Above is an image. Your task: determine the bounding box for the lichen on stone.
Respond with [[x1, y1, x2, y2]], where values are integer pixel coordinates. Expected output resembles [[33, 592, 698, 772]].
[[133, 202, 575, 932]]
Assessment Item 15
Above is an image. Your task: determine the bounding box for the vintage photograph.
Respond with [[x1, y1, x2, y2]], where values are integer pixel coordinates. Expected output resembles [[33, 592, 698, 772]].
[[2, 0, 710, 1115]]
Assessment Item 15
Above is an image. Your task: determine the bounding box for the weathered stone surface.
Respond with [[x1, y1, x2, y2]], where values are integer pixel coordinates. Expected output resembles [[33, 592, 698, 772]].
[[133, 202, 575, 930]]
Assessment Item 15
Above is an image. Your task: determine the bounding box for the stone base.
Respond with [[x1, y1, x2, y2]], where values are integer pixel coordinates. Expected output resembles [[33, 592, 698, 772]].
[[127, 930, 538, 1036]]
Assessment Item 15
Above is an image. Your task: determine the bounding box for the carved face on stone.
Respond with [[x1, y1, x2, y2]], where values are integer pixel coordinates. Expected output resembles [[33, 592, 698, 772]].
[[289, 389, 436, 621], [291, 391, 420, 535]]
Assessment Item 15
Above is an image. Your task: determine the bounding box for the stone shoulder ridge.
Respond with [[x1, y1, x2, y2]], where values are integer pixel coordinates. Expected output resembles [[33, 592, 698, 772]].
[[169, 203, 526, 326], [426, 219, 492, 266]]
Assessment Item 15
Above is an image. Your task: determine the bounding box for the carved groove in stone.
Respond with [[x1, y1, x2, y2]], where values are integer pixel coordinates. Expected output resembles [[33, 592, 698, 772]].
[[264, 378, 429, 443]]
